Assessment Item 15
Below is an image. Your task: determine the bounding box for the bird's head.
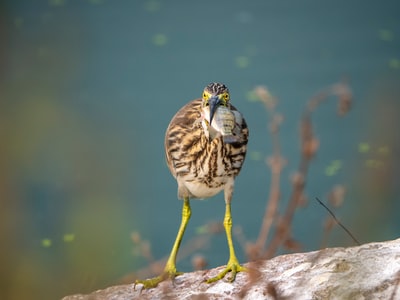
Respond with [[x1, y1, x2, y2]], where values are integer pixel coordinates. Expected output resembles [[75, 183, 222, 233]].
[[202, 82, 230, 125]]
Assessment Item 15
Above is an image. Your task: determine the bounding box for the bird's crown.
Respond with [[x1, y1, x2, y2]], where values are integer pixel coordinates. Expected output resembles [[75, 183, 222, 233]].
[[202, 82, 230, 104]]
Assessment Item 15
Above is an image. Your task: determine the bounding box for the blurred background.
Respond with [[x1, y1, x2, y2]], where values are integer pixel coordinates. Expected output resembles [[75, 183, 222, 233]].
[[1, 0, 399, 299]]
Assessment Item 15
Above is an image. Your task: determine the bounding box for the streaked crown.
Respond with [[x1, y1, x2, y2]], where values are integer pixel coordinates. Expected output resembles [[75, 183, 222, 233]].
[[202, 82, 230, 105]]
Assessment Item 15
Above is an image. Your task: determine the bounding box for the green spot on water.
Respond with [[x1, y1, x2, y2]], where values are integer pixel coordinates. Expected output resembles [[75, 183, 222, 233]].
[[365, 159, 384, 169], [41, 239, 52, 248], [195, 225, 208, 235], [379, 29, 394, 42], [63, 233, 75, 243], [246, 90, 259, 102], [235, 56, 249, 68], [152, 34, 168, 46], [389, 59, 400, 69], [144, 0, 161, 12], [358, 142, 370, 153], [249, 151, 262, 161], [377, 146, 390, 155], [49, 0, 66, 6], [324, 160, 342, 176]]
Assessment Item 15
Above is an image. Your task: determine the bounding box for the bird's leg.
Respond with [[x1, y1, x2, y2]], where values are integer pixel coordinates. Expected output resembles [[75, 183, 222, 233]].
[[164, 197, 191, 277], [206, 201, 247, 284], [135, 198, 191, 289]]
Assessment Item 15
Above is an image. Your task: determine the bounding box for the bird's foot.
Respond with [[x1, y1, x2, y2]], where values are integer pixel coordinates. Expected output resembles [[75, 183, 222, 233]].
[[134, 269, 183, 290], [206, 257, 247, 284]]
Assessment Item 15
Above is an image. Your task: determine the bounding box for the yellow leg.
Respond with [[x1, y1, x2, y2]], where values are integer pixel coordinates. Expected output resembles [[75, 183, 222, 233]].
[[206, 202, 247, 283], [135, 198, 191, 289]]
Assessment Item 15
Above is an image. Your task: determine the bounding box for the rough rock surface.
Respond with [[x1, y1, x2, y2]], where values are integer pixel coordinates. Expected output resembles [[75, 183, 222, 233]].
[[63, 238, 400, 299]]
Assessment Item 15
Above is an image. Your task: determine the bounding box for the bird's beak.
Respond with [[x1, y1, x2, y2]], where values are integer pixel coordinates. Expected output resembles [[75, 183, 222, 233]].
[[209, 95, 221, 125]]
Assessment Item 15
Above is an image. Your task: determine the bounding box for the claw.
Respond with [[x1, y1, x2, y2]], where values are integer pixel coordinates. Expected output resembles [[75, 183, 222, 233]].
[[206, 259, 247, 284], [134, 277, 161, 290], [134, 270, 183, 289]]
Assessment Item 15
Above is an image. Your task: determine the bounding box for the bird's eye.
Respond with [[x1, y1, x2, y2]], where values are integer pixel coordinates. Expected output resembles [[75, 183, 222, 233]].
[[223, 93, 230, 101]]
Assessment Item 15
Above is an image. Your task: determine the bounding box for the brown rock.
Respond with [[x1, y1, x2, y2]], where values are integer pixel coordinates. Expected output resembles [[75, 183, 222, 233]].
[[62, 238, 400, 299]]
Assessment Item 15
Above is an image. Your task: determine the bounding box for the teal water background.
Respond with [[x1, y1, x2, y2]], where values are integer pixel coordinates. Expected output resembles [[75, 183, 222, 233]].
[[1, 1, 399, 299]]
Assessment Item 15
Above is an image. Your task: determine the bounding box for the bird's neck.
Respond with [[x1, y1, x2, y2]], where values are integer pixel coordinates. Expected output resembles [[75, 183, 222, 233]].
[[200, 107, 220, 142]]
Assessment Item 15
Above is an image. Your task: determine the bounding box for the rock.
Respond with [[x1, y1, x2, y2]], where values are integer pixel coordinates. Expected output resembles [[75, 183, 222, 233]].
[[62, 238, 400, 299]]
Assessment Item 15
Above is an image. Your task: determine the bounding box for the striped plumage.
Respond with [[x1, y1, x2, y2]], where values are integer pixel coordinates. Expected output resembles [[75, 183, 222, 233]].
[[135, 82, 248, 289], [165, 96, 248, 200]]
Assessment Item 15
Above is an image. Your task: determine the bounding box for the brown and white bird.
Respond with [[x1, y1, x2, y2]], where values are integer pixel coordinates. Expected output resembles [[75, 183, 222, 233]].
[[136, 82, 249, 288]]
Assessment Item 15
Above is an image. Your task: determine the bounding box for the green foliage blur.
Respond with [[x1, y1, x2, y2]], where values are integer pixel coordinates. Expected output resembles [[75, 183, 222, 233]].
[[1, 2, 138, 299]]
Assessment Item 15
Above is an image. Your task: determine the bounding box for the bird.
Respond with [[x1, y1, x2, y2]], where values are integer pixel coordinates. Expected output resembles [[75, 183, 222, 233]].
[[135, 82, 249, 289]]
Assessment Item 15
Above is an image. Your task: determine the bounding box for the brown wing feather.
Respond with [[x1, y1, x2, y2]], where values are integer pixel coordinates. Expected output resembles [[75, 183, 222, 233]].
[[165, 98, 248, 181]]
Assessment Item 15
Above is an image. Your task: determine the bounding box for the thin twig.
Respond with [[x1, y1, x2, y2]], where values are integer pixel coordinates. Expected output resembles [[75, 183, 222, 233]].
[[315, 197, 360, 246]]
